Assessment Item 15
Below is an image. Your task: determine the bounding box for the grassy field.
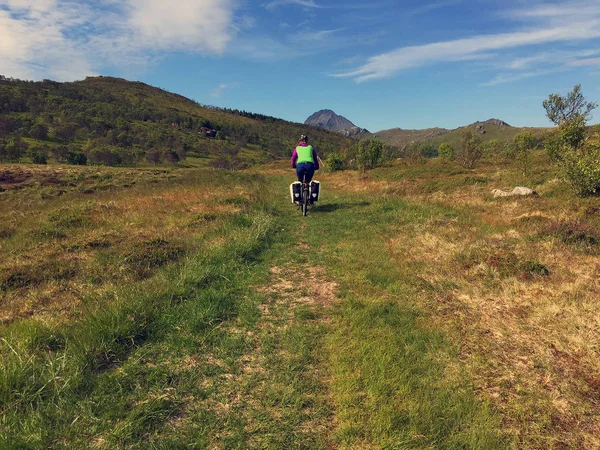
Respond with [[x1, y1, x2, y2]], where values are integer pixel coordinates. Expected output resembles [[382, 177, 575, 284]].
[[1, 153, 599, 448]]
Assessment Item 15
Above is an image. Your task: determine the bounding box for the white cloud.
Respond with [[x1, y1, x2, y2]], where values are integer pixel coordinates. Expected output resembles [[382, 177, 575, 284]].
[[334, 0, 600, 83], [568, 57, 600, 67], [262, 0, 322, 11], [126, 0, 236, 54], [0, 3, 96, 80], [210, 82, 239, 98], [0, 0, 242, 81]]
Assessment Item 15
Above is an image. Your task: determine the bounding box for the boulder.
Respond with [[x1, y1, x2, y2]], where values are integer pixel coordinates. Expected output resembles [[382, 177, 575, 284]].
[[512, 186, 536, 196], [492, 186, 537, 198], [491, 189, 513, 197]]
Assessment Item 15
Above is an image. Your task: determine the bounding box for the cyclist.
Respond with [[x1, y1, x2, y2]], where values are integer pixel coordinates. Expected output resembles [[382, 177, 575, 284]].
[[291, 135, 319, 183]]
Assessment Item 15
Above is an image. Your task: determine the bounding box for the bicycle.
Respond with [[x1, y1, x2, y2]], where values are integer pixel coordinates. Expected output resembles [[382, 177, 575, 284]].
[[299, 174, 310, 216]]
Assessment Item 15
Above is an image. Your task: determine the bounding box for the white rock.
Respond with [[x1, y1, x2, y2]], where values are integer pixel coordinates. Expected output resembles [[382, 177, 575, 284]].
[[512, 186, 536, 196]]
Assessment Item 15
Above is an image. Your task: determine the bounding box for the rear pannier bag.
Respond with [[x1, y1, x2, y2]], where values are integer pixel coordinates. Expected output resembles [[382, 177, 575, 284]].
[[290, 181, 302, 203], [310, 181, 321, 202]]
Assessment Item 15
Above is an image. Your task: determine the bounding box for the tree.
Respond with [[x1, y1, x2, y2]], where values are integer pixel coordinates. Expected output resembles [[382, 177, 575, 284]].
[[66, 150, 87, 165], [438, 142, 455, 160], [30, 123, 49, 140], [30, 146, 49, 164], [543, 84, 597, 126], [512, 131, 537, 175], [483, 139, 501, 157], [456, 129, 483, 169], [324, 152, 345, 171], [5, 138, 25, 162], [542, 85, 600, 196], [355, 139, 386, 172]]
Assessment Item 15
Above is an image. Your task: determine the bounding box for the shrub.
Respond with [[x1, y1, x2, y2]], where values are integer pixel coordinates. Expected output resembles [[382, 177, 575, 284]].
[[145, 149, 164, 164], [67, 150, 87, 165], [30, 146, 48, 164], [353, 139, 388, 172], [512, 131, 538, 176], [164, 150, 180, 164], [325, 152, 345, 171], [438, 142, 455, 160], [29, 123, 49, 140], [560, 145, 600, 196], [543, 85, 599, 196], [456, 129, 482, 169], [483, 139, 501, 157], [87, 146, 123, 166]]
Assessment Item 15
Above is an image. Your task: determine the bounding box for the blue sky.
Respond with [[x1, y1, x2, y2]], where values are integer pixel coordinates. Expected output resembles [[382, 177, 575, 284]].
[[1, 0, 599, 131]]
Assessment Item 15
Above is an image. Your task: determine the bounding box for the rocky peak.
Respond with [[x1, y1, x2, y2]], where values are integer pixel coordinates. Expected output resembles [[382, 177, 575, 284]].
[[305, 109, 356, 131]]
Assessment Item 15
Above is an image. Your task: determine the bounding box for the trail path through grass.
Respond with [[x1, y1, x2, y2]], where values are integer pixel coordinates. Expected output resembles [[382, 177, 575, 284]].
[[2, 167, 505, 448]]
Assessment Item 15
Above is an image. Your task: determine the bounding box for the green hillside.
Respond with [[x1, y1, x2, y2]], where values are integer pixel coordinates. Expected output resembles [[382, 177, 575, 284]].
[[0, 76, 354, 166], [370, 119, 550, 150]]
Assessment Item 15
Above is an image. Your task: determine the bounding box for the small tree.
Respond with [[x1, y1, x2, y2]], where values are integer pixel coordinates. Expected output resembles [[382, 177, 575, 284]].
[[543, 85, 599, 196], [5, 138, 25, 162], [457, 129, 483, 169], [355, 139, 387, 172], [30, 123, 49, 140], [543, 84, 597, 125], [30, 146, 49, 164], [483, 139, 501, 157], [325, 152, 345, 171], [438, 142, 455, 160], [513, 131, 537, 176], [67, 150, 87, 165]]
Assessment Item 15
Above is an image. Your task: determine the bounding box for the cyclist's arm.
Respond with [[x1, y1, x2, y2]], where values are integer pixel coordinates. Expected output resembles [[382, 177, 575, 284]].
[[291, 149, 298, 168], [313, 148, 320, 170]]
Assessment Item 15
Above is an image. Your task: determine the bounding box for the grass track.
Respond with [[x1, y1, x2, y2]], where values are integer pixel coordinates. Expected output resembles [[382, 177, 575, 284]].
[[5, 159, 598, 448]]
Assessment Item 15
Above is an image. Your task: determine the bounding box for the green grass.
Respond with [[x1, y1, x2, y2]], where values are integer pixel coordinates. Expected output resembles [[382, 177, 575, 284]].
[[3, 156, 599, 448]]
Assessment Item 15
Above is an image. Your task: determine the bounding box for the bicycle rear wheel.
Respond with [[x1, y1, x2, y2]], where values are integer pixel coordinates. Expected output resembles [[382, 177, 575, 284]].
[[302, 187, 308, 216]]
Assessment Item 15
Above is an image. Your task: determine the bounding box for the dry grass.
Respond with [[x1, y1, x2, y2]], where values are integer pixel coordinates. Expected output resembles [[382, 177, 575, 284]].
[[0, 165, 253, 324], [268, 156, 600, 447], [375, 170, 600, 448]]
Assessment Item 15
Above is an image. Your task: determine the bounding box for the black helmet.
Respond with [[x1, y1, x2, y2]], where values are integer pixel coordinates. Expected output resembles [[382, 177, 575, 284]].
[[299, 134, 308, 142]]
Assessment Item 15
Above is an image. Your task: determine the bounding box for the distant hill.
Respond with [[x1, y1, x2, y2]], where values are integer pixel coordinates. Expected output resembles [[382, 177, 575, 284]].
[[305, 109, 369, 137], [305, 109, 355, 131], [370, 118, 549, 149], [0, 76, 354, 167]]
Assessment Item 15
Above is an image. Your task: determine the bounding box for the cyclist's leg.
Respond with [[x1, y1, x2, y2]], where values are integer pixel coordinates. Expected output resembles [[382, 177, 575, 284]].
[[304, 163, 315, 182], [296, 163, 305, 182]]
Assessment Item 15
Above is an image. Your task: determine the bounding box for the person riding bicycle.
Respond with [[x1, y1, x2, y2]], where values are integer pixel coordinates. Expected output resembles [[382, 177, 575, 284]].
[[291, 135, 319, 182]]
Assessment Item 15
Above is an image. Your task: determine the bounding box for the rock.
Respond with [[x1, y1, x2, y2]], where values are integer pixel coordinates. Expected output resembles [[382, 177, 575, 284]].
[[492, 186, 537, 198], [512, 186, 536, 196], [492, 189, 513, 197]]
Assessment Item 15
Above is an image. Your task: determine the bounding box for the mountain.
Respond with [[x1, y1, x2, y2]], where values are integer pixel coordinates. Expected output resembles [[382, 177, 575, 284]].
[[370, 118, 548, 149], [304, 109, 369, 138], [0, 76, 354, 166], [305, 109, 355, 131]]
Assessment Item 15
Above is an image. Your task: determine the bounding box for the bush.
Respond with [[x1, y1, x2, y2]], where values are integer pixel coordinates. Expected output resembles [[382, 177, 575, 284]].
[[325, 152, 345, 171], [145, 149, 164, 164], [543, 85, 599, 196], [355, 139, 387, 172], [438, 143, 455, 160], [456, 129, 482, 169], [512, 131, 537, 176], [87, 146, 123, 166], [31, 147, 48, 164], [66, 151, 87, 165], [560, 145, 600, 196]]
